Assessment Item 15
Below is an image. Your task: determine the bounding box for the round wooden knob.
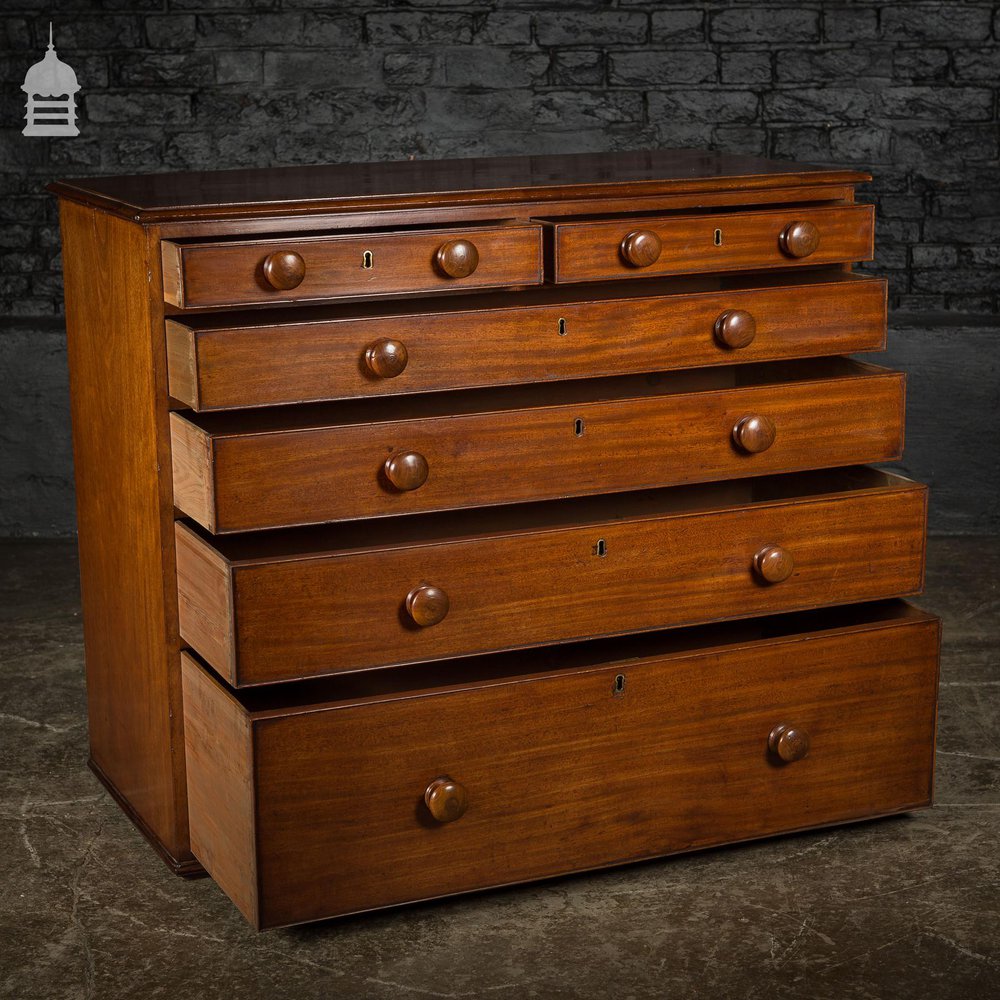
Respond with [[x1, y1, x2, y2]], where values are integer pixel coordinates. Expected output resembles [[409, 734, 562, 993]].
[[779, 220, 820, 259], [714, 309, 757, 349], [424, 776, 468, 822], [364, 339, 408, 379], [435, 239, 479, 278], [753, 545, 794, 584], [406, 584, 450, 627], [383, 451, 428, 492], [768, 723, 810, 763], [732, 414, 776, 453], [262, 250, 306, 290], [620, 230, 662, 268]]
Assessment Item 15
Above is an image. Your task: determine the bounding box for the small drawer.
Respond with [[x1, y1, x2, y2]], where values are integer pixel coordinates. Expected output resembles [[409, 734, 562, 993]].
[[170, 358, 905, 533], [546, 204, 874, 284], [166, 273, 887, 410], [175, 468, 927, 686], [161, 223, 543, 309], [182, 600, 940, 928]]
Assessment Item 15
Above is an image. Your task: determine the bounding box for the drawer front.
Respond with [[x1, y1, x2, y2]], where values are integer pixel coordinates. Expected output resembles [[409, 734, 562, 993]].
[[182, 607, 940, 927], [549, 205, 874, 284], [176, 475, 927, 685], [167, 275, 887, 410], [171, 362, 905, 533], [161, 224, 543, 309]]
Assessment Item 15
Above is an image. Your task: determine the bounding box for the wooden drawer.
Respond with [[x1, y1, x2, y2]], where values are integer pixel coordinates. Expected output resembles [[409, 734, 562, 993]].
[[175, 468, 927, 686], [161, 224, 543, 309], [182, 601, 940, 928], [166, 272, 887, 410], [546, 204, 874, 283], [171, 358, 904, 533]]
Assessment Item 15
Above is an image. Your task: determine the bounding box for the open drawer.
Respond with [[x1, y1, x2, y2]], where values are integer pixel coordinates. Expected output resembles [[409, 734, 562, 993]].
[[544, 204, 874, 283], [170, 358, 905, 532], [175, 467, 928, 686], [162, 223, 543, 309], [182, 600, 940, 928], [165, 272, 887, 410]]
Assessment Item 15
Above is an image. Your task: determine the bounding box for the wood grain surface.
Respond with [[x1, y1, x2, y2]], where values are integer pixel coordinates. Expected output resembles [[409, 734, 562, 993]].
[[548, 204, 874, 282], [48, 148, 869, 223], [59, 201, 195, 870], [162, 223, 543, 308], [166, 272, 887, 410], [170, 359, 905, 532], [181, 603, 939, 927], [181, 657, 258, 924], [53, 150, 936, 930], [175, 469, 928, 685]]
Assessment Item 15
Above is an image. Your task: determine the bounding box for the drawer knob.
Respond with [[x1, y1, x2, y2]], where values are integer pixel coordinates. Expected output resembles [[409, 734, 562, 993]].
[[753, 545, 794, 584], [620, 230, 662, 268], [732, 414, 776, 453], [384, 451, 428, 492], [714, 309, 757, 349], [406, 584, 450, 627], [435, 239, 480, 278], [424, 776, 468, 822], [262, 250, 306, 290], [364, 339, 409, 379], [768, 723, 811, 763], [779, 221, 820, 259]]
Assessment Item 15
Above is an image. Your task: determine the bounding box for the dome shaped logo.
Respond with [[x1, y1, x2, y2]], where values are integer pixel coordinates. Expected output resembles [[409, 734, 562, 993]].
[[22, 23, 80, 137]]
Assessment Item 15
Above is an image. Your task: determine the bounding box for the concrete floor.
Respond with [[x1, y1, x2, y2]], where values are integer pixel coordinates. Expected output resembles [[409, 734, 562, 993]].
[[1, 539, 997, 1000]]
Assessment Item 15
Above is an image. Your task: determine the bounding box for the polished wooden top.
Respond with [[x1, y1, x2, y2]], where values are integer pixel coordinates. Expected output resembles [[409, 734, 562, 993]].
[[48, 149, 868, 223]]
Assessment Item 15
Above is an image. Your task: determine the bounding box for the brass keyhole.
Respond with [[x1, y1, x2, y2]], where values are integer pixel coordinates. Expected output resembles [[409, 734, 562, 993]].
[[594, 538, 607, 557], [362, 250, 374, 269], [714, 229, 723, 246], [613, 673, 626, 696], [575, 418, 585, 436], [558, 317, 567, 336]]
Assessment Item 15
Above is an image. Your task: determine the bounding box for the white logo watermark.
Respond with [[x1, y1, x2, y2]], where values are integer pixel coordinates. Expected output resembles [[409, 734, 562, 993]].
[[22, 23, 80, 137]]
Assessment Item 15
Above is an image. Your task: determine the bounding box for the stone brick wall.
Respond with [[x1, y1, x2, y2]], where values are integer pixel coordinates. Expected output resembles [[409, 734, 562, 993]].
[[1, 0, 999, 318], [1, 1, 998, 536]]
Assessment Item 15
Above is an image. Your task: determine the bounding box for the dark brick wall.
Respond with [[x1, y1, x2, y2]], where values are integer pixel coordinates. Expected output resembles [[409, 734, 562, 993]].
[[1, 1, 998, 536], [1, 0, 999, 317]]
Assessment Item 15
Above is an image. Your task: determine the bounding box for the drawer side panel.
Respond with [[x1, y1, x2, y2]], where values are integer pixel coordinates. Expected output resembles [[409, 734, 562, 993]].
[[176, 523, 237, 683], [182, 654, 259, 928]]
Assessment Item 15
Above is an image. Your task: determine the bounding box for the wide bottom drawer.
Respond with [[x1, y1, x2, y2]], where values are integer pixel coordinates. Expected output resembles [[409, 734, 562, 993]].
[[183, 601, 940, 929]]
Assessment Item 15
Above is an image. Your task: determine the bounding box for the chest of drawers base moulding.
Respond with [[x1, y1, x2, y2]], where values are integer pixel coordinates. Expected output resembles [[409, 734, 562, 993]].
[[51, 149, 936, 928]]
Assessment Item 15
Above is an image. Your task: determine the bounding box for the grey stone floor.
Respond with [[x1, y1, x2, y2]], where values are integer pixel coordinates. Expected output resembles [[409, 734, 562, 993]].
[[1, 539, 997, 1000]]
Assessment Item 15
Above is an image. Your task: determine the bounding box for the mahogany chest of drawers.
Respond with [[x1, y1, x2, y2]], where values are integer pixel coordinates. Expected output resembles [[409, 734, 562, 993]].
[[51, 150, 939, 930]]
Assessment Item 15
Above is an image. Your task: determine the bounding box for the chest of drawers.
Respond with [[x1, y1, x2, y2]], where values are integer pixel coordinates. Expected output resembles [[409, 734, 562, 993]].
[[52, 150, 939, 930]]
